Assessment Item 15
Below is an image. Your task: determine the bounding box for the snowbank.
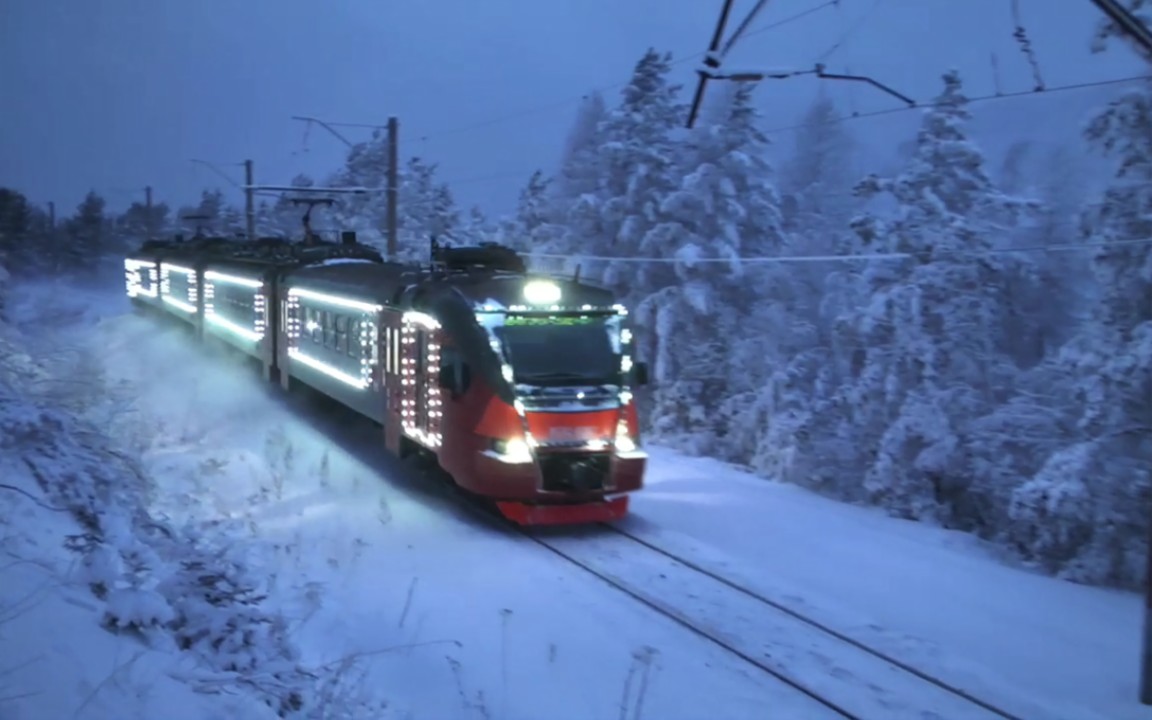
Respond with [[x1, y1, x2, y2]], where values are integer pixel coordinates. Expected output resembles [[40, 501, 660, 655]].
[[0, 278, 387, 719]]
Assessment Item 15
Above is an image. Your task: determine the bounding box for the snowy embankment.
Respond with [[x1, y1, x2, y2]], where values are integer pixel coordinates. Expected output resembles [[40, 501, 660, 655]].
[[626, 452, 1149, 720], [0, 286, 304, 719], [3, 279, 841, 719], [3, 276, 1146, 720]]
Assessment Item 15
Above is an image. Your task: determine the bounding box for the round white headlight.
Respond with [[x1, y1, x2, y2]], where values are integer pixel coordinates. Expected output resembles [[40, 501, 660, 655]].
[[523, 279, 562, 305]]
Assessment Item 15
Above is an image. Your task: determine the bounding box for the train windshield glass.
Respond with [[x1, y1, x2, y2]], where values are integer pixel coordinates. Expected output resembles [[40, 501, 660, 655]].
[[494, 317, 618, 386]]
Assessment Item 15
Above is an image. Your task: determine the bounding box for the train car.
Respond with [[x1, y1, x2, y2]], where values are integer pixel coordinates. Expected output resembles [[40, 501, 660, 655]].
[[123, 232, 650, 526]]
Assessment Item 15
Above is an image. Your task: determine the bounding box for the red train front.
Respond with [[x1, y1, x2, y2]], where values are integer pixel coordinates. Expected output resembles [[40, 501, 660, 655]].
[[376, 243, 651, 525]]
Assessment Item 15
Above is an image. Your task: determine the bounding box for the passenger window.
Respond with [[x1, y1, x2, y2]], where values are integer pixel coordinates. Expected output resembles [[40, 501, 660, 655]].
[[322, 311, 335, 347], [415, 330, 426, 373], [335, 315, 348, 354], [346, 319, 360, 358], [308, 308, 322, 343]]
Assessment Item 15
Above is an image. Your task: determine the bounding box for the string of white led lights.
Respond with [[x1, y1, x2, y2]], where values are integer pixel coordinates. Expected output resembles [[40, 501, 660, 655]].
[[523, 236, 1152, 265]]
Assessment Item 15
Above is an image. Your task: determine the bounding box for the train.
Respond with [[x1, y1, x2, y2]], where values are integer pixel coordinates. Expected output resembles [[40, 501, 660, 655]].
[[123, 221, 650, 525]]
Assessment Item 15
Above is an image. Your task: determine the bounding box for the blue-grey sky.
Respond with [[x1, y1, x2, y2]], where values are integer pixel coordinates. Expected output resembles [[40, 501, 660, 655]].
[[0, 0, 1146, 218]]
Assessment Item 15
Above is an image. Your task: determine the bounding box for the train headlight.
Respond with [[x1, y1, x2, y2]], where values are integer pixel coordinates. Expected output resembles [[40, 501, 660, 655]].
[[615, 421, 638, 453], [493, 437, 533, 464], [523, 279, 561, 305]]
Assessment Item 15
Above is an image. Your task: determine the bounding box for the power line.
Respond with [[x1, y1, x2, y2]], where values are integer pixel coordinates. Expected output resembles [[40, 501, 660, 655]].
[[421, 73, 1152, 194], [189, 159, 243, 189], [416, 0, 842, 143], [761, 73, 1151, 134], [525, 237, 1152, 266], [815, 0, 884, 64]]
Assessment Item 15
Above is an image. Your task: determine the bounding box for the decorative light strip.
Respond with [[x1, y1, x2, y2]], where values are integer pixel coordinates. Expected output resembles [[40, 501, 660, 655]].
[[203, 272, 266, 343], [160, 262, 197, 309], [286, 295, 301, 348], [287, 287, 382, 313], [399, 313, 443, 448], [254, 293, 267, 338], [205, 270, 262, 288], [288, 348, 370, 389], [162, 295, 196, 313], [207, 313, 262, 342], [283, 291, 379, 390], [402, 310, 441, 329], [358, 319, 376, 385], [124, 259, 159, 298]]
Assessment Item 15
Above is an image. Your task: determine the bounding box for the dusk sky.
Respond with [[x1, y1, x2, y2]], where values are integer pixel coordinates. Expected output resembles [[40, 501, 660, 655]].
[[1, 0, 1147, 218]]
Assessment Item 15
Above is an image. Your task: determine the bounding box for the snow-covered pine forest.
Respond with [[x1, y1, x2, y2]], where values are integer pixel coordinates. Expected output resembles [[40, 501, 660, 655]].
[[2, 51, 1149, 594]]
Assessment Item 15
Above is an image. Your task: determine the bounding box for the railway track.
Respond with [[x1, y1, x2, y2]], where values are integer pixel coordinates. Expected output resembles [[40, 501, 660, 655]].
[[415, 462, 1033, 719], [516, 521, 1032, 720]]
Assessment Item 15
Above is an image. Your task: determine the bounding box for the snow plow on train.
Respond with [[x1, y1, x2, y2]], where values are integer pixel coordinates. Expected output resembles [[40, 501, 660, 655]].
[[123, 223, 650, 525]]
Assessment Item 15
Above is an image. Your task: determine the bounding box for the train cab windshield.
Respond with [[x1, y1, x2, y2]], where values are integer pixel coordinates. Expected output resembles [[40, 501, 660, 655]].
[[493, 317, 619, 386]]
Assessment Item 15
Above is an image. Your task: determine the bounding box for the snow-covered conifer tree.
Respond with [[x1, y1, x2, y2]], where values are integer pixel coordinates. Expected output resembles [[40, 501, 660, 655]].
[[397, 156, 459, 261], [779, 90, 857, 232], [115, 199, 170, 245], [595, 48, 686, 299], [556, 92, 607, 201], [67, 191, 108, 265], [639, 82, 786, 449], [1003, 75, 1152, 587], [780, 71, 1028, 521]]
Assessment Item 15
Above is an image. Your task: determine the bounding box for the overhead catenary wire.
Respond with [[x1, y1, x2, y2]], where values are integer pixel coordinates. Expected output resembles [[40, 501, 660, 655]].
[[414, 0, 842, 143], [412, 74, 1151, 195], [189, 159, 244, 189], [814, 0, 885, 64]]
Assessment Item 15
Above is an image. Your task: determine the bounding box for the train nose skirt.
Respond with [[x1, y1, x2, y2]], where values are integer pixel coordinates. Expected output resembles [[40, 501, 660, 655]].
[[538, 453, 611, 492]]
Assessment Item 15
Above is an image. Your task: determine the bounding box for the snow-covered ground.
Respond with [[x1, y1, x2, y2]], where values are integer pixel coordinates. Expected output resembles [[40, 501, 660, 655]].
[[1, 277, 1147, 720]]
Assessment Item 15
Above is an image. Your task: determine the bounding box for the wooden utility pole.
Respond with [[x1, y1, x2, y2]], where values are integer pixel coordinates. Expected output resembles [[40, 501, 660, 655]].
[[47, 201, 55, 230], [386, 116, 399, 258], [244, 159, 256, 241]]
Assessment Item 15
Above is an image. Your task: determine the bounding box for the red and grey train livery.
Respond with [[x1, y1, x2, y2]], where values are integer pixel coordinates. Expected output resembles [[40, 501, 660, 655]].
[[123, 232, 650, 525]]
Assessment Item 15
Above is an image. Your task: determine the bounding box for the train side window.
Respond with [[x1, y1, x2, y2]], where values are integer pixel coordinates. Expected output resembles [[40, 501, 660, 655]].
[[335, 315, 348, 354], [346, 319, 360, 358], [322, 311, 335, 348], [308, 307, 322, 343], [415, 330, 426, 373]]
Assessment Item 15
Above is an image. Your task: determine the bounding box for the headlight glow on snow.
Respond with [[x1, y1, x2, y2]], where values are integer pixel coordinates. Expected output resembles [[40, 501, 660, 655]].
[[523, 279, 562, 305]]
